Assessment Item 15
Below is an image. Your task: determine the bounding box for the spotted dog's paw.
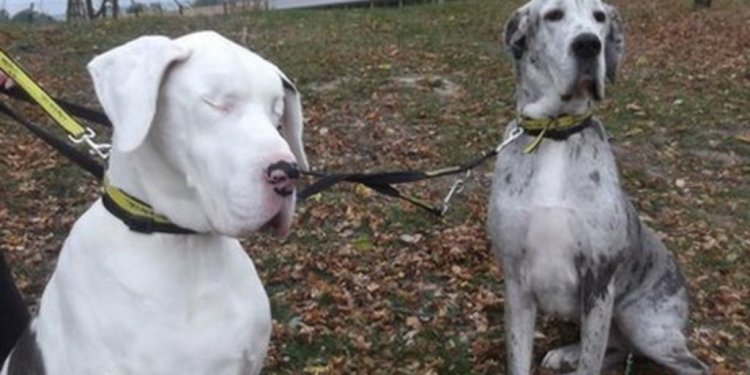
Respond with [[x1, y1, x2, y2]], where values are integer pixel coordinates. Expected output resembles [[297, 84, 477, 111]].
[[541, 344, 579, 371]]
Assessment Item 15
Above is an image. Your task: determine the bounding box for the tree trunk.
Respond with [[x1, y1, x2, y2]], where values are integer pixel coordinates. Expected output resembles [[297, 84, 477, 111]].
[[85, 0, 95, 18]]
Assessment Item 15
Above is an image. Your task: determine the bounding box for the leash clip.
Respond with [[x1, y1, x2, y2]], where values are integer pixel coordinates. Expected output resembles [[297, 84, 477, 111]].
[[69, 127, 110, 159], [496, 126, 524, 153], [441, 170, 471, 215], [440, 127, 524, 215]]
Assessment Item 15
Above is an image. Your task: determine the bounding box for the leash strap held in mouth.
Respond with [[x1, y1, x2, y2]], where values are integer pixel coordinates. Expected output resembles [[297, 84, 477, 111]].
[[297, 127, 526, 216], [101, 177, 196, 234]]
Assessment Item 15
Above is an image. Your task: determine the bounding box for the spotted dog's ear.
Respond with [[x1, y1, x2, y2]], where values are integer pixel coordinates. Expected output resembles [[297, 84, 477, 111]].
[[504, 7, 531, 60], [604, 3, 625, 83], [275, 71, 309, 171]]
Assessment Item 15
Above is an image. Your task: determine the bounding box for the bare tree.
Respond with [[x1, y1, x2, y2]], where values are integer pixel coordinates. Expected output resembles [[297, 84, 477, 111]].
[[84, 0, 118, 19]]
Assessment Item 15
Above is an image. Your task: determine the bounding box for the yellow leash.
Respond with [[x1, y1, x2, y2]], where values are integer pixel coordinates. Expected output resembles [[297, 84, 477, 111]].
[[0, 48, 110, 158], [0, 49, 87, 139]]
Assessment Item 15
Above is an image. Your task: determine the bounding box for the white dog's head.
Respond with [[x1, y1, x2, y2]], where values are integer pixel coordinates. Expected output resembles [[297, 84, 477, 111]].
[[88, 31, 308, 238], [504, 0, 624, 118]]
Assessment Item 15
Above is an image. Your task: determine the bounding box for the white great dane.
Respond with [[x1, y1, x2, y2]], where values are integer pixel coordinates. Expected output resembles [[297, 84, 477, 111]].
[[1, 31, 307, 375], [487, 0, 710, 374]]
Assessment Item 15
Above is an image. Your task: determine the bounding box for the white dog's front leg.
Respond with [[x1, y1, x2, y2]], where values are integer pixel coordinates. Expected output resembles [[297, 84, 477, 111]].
[[577, 279, 615, 375]]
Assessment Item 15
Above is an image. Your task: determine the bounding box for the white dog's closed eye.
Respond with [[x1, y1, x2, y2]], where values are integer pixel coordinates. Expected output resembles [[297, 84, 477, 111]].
[[201, 97, 232, 113]]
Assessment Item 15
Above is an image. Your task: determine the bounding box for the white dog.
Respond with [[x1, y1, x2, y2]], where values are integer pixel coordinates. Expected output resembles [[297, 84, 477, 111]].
[[1, 31, 307, 375]]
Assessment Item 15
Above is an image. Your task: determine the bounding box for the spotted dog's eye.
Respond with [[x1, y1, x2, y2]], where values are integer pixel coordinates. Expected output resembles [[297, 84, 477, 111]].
[[593, 10, 606, 23], [276, 124, 282, 132], [544, 9, 564, 22]]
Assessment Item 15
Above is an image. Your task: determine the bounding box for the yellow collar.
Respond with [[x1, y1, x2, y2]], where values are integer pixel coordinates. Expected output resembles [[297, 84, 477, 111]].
[[517, 112, 593, 153], [102, 177, 196, 234]]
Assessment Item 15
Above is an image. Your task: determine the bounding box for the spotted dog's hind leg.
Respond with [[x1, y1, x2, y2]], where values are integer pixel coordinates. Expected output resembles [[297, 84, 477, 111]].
[[618, 305, 709, 375], [616, 229, 710, 375], [542, 325, 629, 372]]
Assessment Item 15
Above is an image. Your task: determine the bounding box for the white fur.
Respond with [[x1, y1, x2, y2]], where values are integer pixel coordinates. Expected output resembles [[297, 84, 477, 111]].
[[1, 31, 307, 375]]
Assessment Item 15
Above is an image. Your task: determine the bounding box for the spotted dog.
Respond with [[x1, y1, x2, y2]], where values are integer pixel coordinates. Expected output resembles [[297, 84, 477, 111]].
[[486, 0, 709, 374]]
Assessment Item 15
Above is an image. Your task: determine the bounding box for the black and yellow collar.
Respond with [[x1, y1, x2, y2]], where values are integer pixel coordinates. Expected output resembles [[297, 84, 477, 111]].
[[101, 177, 196, 235], [518, 112, 594, 153]]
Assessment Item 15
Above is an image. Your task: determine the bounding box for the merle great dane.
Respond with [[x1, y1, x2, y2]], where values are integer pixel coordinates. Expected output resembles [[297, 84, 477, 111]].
[[487, 0, 710, 374], [1, 31, 307, 375]]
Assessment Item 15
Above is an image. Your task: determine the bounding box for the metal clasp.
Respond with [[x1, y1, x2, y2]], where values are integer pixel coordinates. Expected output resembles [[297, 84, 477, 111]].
[[495, 126, 524, 153], [441, 170, 471, 216], [440, 126, 525, 216], [68, 127, 111, 159]]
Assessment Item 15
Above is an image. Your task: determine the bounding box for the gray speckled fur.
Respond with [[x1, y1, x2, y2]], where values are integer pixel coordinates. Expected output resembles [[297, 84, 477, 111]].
[[487, 1, 709, 374]]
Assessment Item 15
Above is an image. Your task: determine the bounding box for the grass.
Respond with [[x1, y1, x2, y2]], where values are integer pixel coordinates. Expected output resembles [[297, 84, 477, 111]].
[[1, 0, 749, 373]]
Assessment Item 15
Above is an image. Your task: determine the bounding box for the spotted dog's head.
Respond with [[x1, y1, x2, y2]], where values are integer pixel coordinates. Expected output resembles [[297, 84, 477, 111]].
[[504, 0, 624, 118], [88, 32, 308, 238]]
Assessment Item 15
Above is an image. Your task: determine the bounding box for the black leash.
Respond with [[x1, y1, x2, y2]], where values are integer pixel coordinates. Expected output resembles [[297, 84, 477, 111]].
[[0, 100, 105, 179], [296, 148, 504, 215], [2, 85, 112, 127], [0, 84, 514, 216], [0, 70, 508, 217]]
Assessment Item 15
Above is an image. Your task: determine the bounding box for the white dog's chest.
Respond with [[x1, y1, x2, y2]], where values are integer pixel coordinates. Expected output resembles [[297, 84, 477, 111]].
[[31, 203, 272, 375]]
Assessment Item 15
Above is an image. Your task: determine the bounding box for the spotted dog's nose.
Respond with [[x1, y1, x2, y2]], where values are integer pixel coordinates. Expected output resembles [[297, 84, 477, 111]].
[[267, 161, 299, 197], [571, 33, 602, 59]]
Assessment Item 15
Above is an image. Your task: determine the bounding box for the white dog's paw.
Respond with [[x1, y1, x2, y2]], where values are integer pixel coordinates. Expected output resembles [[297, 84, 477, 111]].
[[541, 344, 579, 371]]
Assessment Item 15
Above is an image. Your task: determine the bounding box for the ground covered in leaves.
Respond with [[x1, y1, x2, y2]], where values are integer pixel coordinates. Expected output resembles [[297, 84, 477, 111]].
[[0, 0, 748, 373]]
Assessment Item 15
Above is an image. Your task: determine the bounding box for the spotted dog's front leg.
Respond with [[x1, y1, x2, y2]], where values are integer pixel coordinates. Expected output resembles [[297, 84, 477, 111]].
[[503, 270, 538, 375], [576, 256, 618, 375]]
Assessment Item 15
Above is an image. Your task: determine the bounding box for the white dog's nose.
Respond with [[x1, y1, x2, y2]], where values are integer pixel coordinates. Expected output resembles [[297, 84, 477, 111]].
[[571, 33, 602, 59], [266, 161, 299, 197]]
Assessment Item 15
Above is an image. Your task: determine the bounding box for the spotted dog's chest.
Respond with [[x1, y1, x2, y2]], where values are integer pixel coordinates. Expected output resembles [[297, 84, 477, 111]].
[[490, 126, 628, 316]]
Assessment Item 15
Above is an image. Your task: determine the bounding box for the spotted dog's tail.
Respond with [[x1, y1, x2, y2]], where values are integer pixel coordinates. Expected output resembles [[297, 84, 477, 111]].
[[0, 252, 29, 366]]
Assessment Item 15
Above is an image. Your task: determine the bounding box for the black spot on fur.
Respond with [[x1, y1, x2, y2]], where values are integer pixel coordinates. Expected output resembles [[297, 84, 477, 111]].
[[524, 169, 535, 187], [589, 170, 601, 184], [630, 260, 640, 274], [592, 122, 606, 140], [652, 264, 687, 299], [505, 172, 513, 184], [7, 327, 45, 375], [505, 10, 528, 60], [637, 256, 654, 284], [578, 254, 622, 316]]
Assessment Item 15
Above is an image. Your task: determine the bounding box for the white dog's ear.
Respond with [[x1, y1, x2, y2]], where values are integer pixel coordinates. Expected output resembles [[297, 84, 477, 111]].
[[88, 36, 190, 152], [604, 4, 625, 83], [276, 72, 309, 171], [504, 7, 531, 60]]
